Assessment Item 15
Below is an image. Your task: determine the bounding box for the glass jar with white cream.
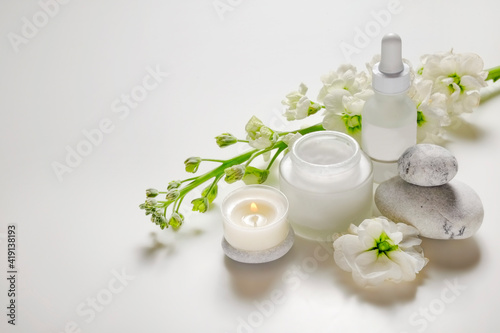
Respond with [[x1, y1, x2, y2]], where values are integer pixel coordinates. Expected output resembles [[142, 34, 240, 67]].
[[279, 131, 373, 241]]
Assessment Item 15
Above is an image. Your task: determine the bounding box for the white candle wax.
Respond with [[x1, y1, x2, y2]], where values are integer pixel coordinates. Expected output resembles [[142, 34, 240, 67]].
[[221, 185, 289, 252]]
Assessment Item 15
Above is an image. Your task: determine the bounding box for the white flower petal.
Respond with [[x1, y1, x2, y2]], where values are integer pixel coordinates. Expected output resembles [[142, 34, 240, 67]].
[[354, 251, 402, 285], [333, 234, 366, 272], [282, 83, 312, 120], [458, 53, 484, 76], [460, 75, 486, 90], [295, 96, 311, 120], [345, 97, 365, 115], [298, 82, 308, 95], [357, 219, 383, 246], [323, 90, 350, 114], [387, 251, 416, 282], [322, 113, 344, 131], [281, 133, 302, 147], [463, 90, 481, 111]]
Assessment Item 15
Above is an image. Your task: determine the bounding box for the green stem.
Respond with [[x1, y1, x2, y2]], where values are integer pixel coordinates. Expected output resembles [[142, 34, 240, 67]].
[[154, 123, 326, 222], [245, 147, 275, 167], [201, 158, 226, 163], [277, 123, 324, 136], [178, 149, 259, 200], [487, 66, 500, 82], [237, 139, 249, 143], [266, 144, 286, 170], [205, 173, 223, 197], [174, 195, 186, 213], [296, 123, 324, 135]]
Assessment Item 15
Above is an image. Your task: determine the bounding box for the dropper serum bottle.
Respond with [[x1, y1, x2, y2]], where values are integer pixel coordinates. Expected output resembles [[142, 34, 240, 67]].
[[362, 33, 416, 183]]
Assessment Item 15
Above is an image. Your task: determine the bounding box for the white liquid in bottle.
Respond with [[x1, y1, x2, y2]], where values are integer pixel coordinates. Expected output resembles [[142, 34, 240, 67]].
[[362, 33, 416, 183]]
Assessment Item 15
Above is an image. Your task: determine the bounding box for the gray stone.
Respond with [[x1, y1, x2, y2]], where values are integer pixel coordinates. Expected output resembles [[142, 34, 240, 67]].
[[375, 177, 483, 239], [398, 144, 458, 186]]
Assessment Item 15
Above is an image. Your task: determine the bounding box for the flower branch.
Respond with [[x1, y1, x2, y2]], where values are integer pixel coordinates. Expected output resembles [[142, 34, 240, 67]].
[[141, 51, 498, 231]]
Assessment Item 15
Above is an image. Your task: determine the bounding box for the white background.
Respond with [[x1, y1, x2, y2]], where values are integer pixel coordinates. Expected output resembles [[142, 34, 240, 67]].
[[1, 1, 500, 332]]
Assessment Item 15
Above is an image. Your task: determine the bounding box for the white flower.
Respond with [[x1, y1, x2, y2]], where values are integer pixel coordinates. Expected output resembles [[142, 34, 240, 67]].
[[245, 116, 278, 149], [282, 83, 321, 120], [408, 78, 450, 143], [333, 217, 428, 287], [281, 132, 302, 147], [322, 92, 368, 142], [318, 64, 371, 102], [319, 64, 372, 142], [419, 51, 488, 115]]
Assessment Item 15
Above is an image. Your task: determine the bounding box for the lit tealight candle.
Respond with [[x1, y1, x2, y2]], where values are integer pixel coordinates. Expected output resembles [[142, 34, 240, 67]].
[[232, 201, 274, 228], [242, 202, 267, 227], [221, 185, 291, 253]]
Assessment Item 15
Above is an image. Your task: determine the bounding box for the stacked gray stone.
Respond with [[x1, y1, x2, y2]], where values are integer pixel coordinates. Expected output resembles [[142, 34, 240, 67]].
[[375, 144, 484, 239]]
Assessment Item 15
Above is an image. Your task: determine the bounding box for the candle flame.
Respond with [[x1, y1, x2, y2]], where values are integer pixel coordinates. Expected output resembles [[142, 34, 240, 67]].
[[250, 202, 258, 213]]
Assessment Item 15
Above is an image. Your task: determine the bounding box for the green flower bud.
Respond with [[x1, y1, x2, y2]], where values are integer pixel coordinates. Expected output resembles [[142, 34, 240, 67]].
[[139, 203, 146, 210], [308, 102, 322, 116], [145, 198, 157, 206], [243, 166, 269, 185], [215, 133, 238, 148], [184, 157, 202, 173], [157, 213, 168, 229], [202, 184, 218, 204], [151, 213, 167, 226], [167, 180, 182, 190], [145, 188, 159, 198], [245, 116, 265, 138], [169, 213, 184, 230], [165, 189, 180, 201], [224, 165, 246, 184], [191, 197, 209, 213]]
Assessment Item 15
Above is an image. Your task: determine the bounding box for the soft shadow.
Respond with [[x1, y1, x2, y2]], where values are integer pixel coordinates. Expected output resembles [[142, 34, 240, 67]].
[[421, 236, 481, 271], [445, 117, 486, 141], [223, 236, 301, 299], [330, 237, 480, 306], [331, 260, 426, 307], [138, 228, 205, 262], [293, 236, 422, 307], [138, 232, 175, 262]]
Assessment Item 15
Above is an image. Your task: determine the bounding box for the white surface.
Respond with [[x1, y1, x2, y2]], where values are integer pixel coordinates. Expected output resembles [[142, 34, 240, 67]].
[[1, 1, 499, 332]]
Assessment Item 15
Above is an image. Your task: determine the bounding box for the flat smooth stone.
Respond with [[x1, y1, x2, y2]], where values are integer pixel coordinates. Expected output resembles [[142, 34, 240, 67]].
[[398, 144, 458, 186], [375, 177, 483, 239], [222, 228, 295, 264]]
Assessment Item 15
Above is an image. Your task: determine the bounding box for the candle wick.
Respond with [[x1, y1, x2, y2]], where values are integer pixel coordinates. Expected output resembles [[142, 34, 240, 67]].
[[252, 215, 258, 227]]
